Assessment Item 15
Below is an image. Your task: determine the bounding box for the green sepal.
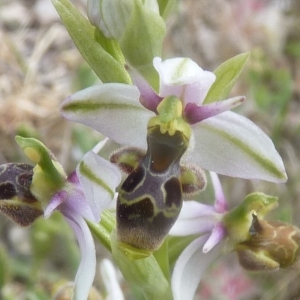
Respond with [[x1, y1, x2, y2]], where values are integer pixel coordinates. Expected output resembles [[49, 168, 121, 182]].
[[119, 0, 166, 90], [15, 136, 66, 208], [51, 0, 131, 84], [204, 52, 250, 104], [222, 192, 278, 244], [111, 231, 173, 300]]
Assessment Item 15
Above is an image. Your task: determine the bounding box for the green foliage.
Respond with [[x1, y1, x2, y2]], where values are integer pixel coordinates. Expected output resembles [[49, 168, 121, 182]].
[[248, 50, 293, 143]]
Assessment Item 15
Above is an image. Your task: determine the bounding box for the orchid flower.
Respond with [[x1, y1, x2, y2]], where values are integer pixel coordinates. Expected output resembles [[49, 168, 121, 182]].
[[170, 172, 300, 300], [169, 172, 228, 300], [61, 55, 287, 183], [13, 137, 121, 300]]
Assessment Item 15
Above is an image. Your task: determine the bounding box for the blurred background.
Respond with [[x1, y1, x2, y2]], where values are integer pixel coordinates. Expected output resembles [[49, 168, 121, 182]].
[[0, 0, 300, 299]]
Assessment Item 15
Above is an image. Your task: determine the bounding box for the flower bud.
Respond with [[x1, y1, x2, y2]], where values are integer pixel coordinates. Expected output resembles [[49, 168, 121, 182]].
[[236, 214, 300, 271], [87, 0, 159, 40]]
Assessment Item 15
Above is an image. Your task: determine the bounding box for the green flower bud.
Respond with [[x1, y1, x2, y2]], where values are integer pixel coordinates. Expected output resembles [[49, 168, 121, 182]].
[[236, 214, 300, 271]]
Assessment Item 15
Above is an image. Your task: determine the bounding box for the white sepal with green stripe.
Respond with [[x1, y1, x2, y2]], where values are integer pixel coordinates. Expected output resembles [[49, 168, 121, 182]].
[[61, 83, 155, 149], [77, 151, 121, 222], [189, 111, 287, 182]]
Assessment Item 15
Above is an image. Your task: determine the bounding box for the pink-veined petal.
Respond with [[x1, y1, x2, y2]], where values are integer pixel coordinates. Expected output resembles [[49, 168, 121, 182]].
[[63, 211, 96, 300], [61, 84, 154, 149], [189, 111, 287, 182], [77, 151, 121, 222], [153, 57, 216, 105], [171, 234, 223, 300]]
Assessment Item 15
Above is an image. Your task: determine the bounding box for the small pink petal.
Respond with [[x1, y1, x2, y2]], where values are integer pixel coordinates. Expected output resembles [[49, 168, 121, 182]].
[[209, 172, 228, 213], [203, 222, 226, 253], [44, 191, 67, 218], [126, 64, 162, 112], [184, 96, 245, 124]]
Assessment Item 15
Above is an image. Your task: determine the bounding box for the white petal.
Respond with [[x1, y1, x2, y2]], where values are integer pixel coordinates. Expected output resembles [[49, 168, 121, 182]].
[[169, 201, 217, 236], [153, 57, 215, 105], [190, 111, 287, 182], [171, 235, 222, 300], [63, 212, 96, 300], [100, 259, 124, 300], [77, 151, 121, 222], [169, 217, 215, 236], [61, 84, 154, 149]]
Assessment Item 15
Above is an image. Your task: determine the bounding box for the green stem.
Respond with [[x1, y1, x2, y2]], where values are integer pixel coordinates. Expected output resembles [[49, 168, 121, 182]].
[[111, 231, 173, 300]]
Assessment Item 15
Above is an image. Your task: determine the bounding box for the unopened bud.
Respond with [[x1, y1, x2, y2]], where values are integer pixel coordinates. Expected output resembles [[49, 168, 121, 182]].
[[236, 214, 300, 271]]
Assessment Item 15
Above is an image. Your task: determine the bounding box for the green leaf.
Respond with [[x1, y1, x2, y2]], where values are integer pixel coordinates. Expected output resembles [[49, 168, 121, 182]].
[[120, 0, 166, 90], [204, 52, 250, 104], [111, 231, 173, 300], [52, 0, 131, 84]]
